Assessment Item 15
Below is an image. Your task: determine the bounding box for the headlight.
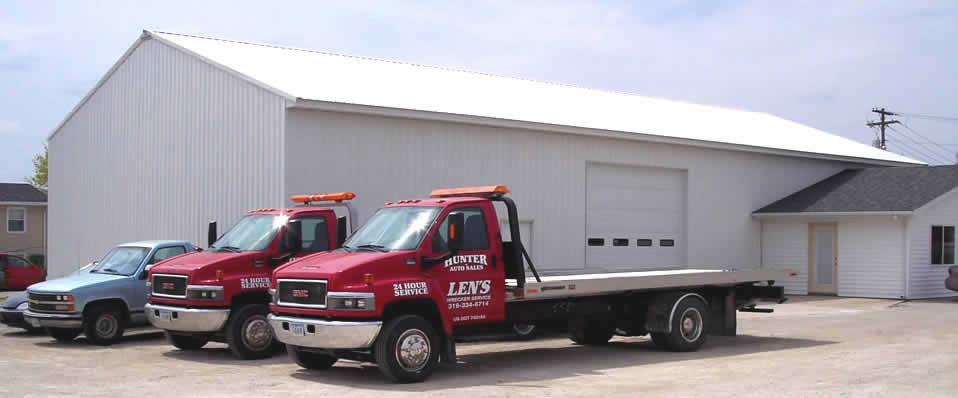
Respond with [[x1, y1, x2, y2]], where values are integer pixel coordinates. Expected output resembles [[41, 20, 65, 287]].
[[326, 292, 375, 311], [16, 302, 28, 311], [186, 285, 224, 301], [268, 289, 277, 305]]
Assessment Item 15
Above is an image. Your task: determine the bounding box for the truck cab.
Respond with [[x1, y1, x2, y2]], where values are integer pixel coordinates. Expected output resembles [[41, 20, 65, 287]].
[[146, 192, 356, 359]]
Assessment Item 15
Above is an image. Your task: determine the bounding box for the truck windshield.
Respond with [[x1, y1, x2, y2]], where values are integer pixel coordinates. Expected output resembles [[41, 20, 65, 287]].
[[92, 247, 149, 276], [211, 214, 288, 252], [343, 207, 440, 251]]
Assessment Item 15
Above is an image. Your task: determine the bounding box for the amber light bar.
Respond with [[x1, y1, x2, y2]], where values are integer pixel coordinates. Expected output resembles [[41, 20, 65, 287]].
[[290, 192, 356, 203], [429, 185, 510, 198]]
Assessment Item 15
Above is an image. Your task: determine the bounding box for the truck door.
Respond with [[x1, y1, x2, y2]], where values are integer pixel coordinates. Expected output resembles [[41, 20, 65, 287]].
[[426, 203, 505, 325]]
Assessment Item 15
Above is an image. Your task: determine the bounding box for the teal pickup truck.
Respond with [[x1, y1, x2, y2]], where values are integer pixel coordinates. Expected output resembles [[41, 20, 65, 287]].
[[24, 240, 195, 345]]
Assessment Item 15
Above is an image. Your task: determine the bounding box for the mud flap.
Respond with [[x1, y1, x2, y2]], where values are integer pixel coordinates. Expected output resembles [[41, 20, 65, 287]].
[[441, 333, 457, 364]]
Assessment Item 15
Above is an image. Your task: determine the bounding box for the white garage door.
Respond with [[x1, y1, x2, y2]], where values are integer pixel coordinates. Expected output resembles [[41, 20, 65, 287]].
[[586, 163, 686, 270]]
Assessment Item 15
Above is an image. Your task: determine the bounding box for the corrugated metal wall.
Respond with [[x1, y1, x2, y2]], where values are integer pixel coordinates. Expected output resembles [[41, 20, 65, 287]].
[[285, 109, 851, 274], [48, 37, 289, 278], [908, 192, 958, 298]]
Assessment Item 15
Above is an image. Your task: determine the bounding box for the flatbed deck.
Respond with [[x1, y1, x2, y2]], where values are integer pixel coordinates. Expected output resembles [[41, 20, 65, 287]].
[[507, 268, 792, 301]]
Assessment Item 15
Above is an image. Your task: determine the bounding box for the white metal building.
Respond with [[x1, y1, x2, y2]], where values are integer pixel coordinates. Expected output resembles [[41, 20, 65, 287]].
[[48, 31, 935, 298]]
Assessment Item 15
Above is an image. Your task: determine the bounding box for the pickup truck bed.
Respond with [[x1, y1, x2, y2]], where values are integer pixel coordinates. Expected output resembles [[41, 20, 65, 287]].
[[507, 268, 790, 301]]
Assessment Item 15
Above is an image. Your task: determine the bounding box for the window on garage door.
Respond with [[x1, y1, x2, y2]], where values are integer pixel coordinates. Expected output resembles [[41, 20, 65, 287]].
[[931, 226, 955, 265]]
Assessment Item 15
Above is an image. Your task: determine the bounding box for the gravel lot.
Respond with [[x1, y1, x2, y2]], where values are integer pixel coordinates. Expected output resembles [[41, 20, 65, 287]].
[[1, 295, 956, 398]]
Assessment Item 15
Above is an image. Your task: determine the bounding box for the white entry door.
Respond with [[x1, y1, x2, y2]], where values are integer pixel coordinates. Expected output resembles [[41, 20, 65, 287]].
[[809, 224, 837, 294]]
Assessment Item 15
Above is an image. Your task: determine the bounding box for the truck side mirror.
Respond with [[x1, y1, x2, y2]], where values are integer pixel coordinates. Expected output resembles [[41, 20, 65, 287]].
[[284, 220, 303, 253], [447, 212, 465, 252], [208, 221, 217, 248], [337, 216, 348, 248]]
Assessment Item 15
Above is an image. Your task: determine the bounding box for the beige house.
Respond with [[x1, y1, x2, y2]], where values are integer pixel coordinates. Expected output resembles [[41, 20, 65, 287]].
[[0, 183, 47, 267]]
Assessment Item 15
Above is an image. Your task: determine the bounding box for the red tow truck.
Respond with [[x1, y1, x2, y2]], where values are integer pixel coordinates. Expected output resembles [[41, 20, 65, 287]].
[[146, 192, 357, 359], [268, 186, 791, 382]]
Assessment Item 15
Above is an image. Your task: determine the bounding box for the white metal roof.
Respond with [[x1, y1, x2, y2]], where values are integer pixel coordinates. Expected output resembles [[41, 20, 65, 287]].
[[55, 30, 923, 166]]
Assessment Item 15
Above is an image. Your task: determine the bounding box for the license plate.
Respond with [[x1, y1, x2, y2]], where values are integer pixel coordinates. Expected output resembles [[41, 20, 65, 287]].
[[159, 310, 172, 321], [290, 323, 305, 336], [27, 317, 40, 327]]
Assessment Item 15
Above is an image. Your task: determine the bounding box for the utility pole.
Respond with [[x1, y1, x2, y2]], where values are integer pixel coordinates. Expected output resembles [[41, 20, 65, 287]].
[[866, 108, 899, 150]]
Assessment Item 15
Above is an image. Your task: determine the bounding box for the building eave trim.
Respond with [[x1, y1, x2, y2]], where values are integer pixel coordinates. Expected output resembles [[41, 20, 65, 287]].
[[0, 201, 47, 206], [292, 98, 922, 167], [752, 211, 912, 218]]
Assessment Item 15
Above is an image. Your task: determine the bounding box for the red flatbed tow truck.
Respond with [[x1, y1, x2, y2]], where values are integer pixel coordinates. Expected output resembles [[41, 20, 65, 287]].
[[268, 186, 791, 382], [146, 192, 357, 359]]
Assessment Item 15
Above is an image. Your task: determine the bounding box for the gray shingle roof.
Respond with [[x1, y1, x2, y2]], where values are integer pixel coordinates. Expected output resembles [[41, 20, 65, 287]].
[[0, 183, 47, 203], [754, 165, 958, 213]]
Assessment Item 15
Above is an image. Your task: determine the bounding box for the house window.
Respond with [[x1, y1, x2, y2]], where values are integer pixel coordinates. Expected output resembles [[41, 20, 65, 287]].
[[6, 207, 25, 233], [931, 226, 955, 265]]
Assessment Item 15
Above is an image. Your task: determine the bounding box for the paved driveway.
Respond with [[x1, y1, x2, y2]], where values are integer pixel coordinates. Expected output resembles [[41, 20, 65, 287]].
[[0, 296, 956, 397]]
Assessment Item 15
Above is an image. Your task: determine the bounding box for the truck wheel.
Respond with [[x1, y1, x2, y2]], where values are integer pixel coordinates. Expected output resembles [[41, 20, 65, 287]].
[[225, 304, 280, 360], [47, 327, 81, 342], [166, 332, 209, 350], [512, 323, 538, 341], [84, 306, 126, 345], [570, 321, 614, 345], [658, 297, 709, 352], [288, 345, 338, 370], [374, 315, 440, 383]]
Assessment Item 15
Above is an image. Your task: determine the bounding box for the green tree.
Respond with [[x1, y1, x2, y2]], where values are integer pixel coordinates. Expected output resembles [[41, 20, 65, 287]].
[[27, 145, 48, 192]]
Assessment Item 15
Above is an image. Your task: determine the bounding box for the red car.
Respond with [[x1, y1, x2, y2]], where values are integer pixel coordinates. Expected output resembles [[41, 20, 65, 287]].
[[0, 253, 45, 289]]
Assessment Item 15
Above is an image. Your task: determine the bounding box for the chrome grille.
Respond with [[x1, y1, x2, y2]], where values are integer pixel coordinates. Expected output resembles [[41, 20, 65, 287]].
[[277, 279, 328, 308]]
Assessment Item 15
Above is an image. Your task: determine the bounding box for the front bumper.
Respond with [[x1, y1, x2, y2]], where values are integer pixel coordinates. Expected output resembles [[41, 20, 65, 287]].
[[947, 276, 958, 292], [145, 303, 230, 333], [23, 310, 83, 329], [268, 314, 382, 349], [0, 308, 28, 327]]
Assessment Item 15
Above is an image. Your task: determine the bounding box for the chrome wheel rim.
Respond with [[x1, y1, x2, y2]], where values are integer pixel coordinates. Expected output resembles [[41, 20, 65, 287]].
[[242, 315, 273, 351], [395, 329, 430, 372], [679, 307, 703, 343], [96, 314, 118, 338]]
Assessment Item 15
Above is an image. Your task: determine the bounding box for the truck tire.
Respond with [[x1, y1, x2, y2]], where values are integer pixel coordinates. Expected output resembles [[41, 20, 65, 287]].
[[374, 315, 440, 383], [512, 323, 538, 341], [569, 321, 615, 345], [47, 327, 81, 342], [83, 305, 126, 345], [166, 332, 209, 350], [288, 345, 338, 370], [225, 304, 280, 360], [656, 296, 709, 352]]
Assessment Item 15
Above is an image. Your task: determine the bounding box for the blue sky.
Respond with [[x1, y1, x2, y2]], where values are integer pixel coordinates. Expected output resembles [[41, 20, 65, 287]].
[[2, 1, 957, 182]]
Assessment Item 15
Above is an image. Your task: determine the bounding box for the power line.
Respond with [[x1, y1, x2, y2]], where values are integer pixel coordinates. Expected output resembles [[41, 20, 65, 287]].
[[887, 125, 950, 163], [895, 112, 958, 122], [887, 138, 948, 165], [897, 121, 955, 159], [887, 126, 952, 164]]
